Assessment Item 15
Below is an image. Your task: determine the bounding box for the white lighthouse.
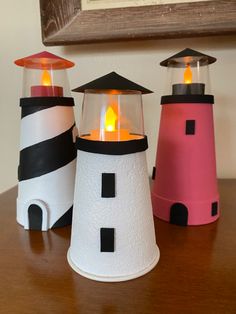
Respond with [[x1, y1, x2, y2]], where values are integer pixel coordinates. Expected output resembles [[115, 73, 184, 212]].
[[15, 51, 77, 231], [67, 72, 159, 282]]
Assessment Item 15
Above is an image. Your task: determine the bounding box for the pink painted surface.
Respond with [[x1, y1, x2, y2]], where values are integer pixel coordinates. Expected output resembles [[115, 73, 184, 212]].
[[152, 102, 219, 225]]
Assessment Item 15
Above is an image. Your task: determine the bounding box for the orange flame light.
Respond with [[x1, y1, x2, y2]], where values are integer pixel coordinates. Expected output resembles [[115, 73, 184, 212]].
[[184, 64, 192, 84], [41, 70, 52, 86], [85, 101, 141, 141], [105, 106, 117, 132]]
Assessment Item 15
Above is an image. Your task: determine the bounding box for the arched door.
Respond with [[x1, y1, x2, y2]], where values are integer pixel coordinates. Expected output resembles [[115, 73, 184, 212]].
[[28, 204, 43, 230], [170, 203, 188, 226]]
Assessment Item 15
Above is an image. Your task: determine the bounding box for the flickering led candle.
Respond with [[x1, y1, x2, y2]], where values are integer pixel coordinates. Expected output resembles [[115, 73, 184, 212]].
[[172, 64, 205, 95], [31, 69, 63, 97], [81, 105, 142, 141]]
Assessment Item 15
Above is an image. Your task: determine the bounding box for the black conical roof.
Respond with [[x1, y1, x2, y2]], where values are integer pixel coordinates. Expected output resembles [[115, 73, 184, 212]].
[[72, 71, 153, 94], [160, 48, 216, 67]]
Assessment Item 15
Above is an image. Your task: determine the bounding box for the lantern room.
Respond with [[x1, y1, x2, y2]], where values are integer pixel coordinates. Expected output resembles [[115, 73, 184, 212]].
[[161, 48, 216, 96], [14, 51, 74, 97], [72, 72, 152, 142]]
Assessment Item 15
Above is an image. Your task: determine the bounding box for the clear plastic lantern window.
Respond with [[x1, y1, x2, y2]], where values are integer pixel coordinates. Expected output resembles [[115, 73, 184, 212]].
[[22, 63, 71, 97], [164, 57, 211, 96], [15, 52, 74, 98], [79, 90, 145, 141]]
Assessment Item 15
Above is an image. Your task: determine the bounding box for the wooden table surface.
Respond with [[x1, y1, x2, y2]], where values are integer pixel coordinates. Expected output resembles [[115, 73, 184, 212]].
[[1, 180, 236, 314]]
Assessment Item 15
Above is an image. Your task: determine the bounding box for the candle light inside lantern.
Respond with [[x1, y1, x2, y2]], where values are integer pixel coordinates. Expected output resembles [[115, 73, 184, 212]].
[[184, 64, 192, 84], [105, 106, 117, 132], [31, 69, 63, 97], [41, 69, 52, 85], [172, 64, 205, 95], [82, 104, 142, 142]]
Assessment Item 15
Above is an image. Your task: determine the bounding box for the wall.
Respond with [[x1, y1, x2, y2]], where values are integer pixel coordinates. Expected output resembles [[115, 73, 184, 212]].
[[0, 0, 236, 193]]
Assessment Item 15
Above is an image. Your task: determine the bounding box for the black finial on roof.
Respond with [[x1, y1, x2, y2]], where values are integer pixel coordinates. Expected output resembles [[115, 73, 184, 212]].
[[160, 48, 217, 67], [72, 72, 153, 94]]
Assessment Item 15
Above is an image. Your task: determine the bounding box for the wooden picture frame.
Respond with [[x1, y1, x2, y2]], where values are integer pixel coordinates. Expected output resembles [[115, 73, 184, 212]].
[[40, 0, 236, 46]]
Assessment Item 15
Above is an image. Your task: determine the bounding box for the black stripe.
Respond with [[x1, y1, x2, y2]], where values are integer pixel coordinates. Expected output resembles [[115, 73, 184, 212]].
[[52, 206, 73, 228], [161, 95, 214, 105], [18, 125, 77, 181], [21, 105, 54, 118], [77, 136, 148, 155], [21, 97, 75, 118]]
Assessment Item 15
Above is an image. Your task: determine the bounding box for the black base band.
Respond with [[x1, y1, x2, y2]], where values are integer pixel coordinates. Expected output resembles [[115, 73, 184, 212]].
[[161, 94, 214, 105], [20, 97, 75, 108], [20, 97, 75, 118], [77, 136, 148, 155]]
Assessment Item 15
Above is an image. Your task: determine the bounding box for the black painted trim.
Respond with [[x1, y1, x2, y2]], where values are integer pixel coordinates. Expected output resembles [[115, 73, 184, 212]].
[[72, 71, 153, 94], [28, 204, 43, 230], [185, 120, 195, 135], [211, 202, 218, 216], [160, 48, 216, 67], [152, 167, 156, 180], [18, 124, 76, 181], [102, 173, 116, 198], [20, 97, 75, 108], [77, 136, 148, 155], [161, 95, 214, 105], [170, 203, 188, 226], [52, 206, 73, 228], [100, 228, 115, 252]]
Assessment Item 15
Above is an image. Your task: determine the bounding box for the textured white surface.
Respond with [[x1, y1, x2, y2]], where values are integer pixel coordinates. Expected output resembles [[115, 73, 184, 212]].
[[67, 248, 159, 282], [20, 106, 75, 150], [69, 150, 159, 280], [17, 159, 76, 229]]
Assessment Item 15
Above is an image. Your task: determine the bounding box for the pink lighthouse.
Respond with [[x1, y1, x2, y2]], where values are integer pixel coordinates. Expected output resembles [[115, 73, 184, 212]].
[[152, 48, 219, 226]]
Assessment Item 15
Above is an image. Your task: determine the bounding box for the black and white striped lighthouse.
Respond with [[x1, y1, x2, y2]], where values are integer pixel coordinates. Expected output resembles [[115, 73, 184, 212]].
[[15, 51, 77, 231], [67, 72, 159, 282]]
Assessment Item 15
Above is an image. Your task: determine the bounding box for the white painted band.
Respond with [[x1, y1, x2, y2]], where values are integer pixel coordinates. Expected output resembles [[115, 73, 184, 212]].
[[20, 106, 75, 150]]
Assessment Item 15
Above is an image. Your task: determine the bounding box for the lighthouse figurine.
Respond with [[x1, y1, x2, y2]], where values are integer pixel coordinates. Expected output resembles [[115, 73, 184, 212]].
[[15, 51, 77, 231], [67, 72, 159, 282], [152, 48, 219, 226]]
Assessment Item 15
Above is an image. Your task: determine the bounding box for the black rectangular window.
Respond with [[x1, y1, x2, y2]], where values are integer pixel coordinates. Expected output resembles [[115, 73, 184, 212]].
[[101, 173, 115, 198], [152, 167, 156, 180], [185, 120, 195, 135], [100, 228, 115, 252], [211, 202, 218, 216]]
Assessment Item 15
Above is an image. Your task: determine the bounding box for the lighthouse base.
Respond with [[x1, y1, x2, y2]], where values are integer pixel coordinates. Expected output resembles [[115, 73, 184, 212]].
[[17, 159, 76, 231], [67, 246, 159, 282], [152, 193, 220, 226]]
